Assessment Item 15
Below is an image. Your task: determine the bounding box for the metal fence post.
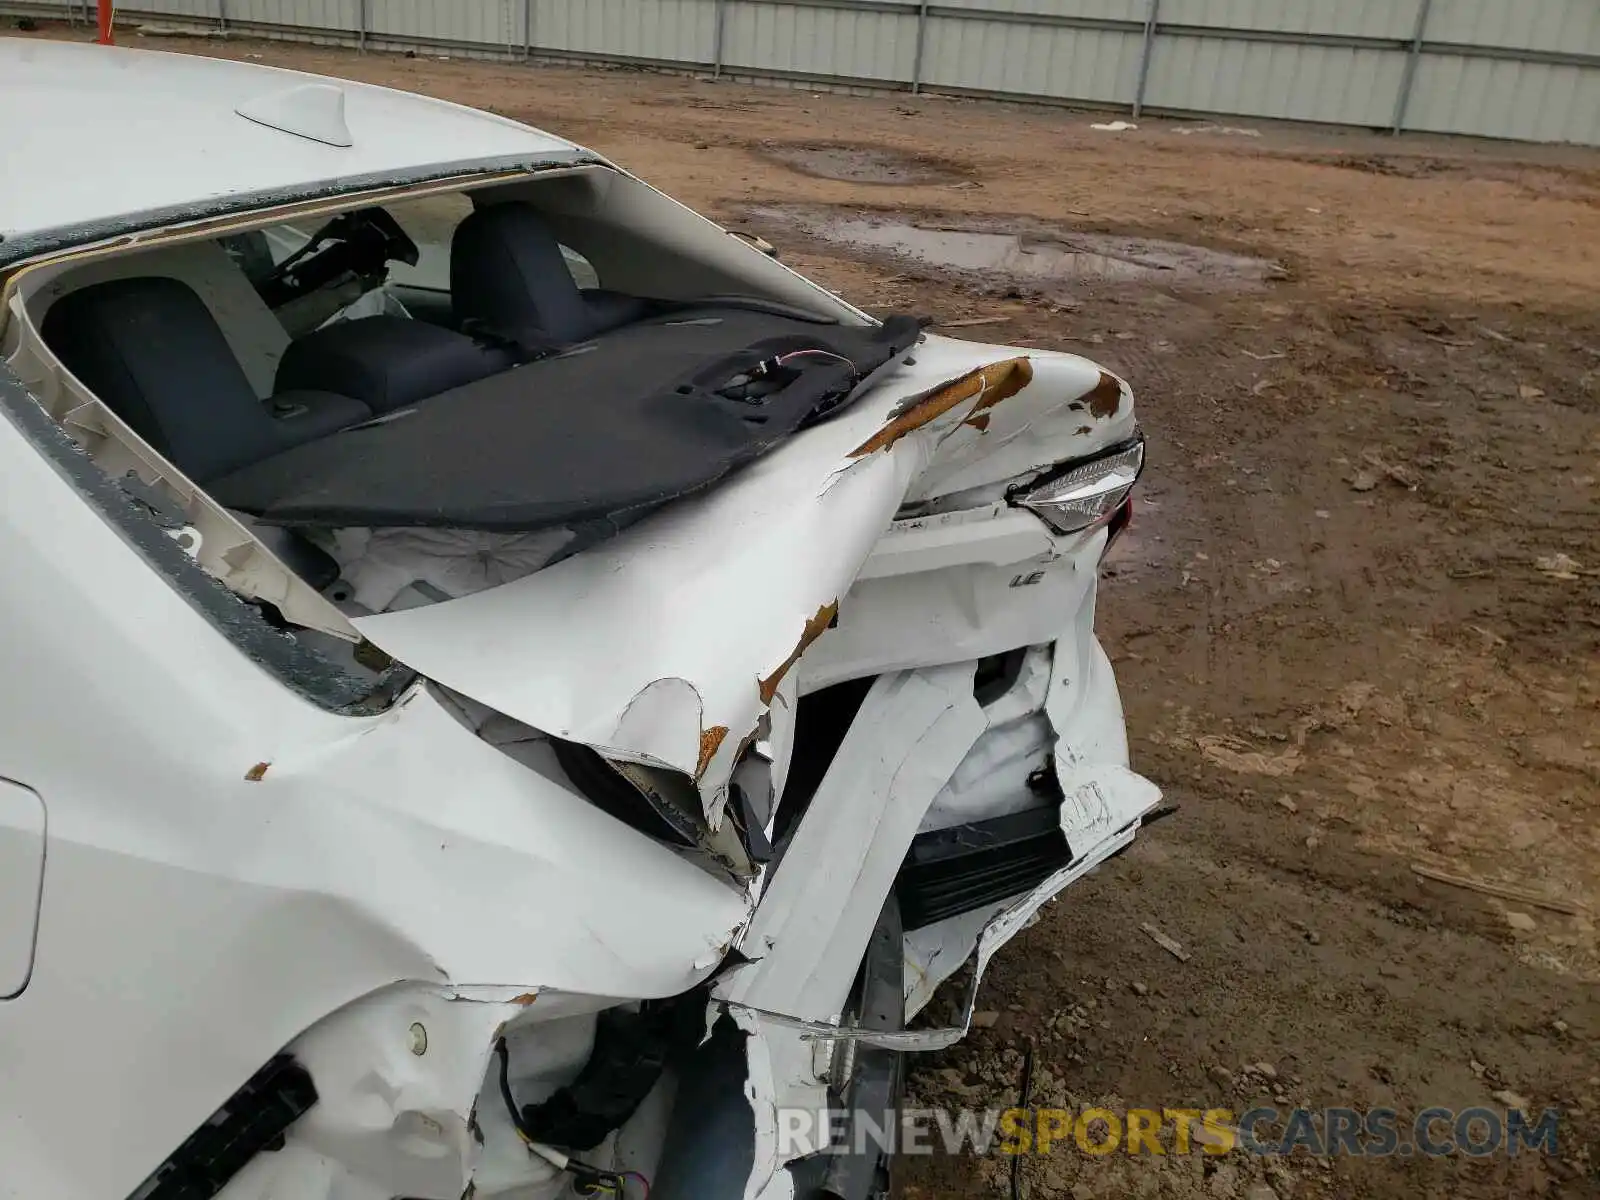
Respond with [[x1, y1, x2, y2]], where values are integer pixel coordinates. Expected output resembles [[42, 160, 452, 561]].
[[911, 1, 929, 94], [217, 0, 227, 33], [357, 0, 368, 52], [712, 0, 726, 78], [524, 0, 533, 59], [1392, 0, 1433, 134], [1132, 0, 1161, 118]]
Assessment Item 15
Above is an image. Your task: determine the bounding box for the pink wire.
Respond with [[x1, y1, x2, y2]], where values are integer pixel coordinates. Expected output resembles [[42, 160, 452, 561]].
[[777, 349, 855, 369]]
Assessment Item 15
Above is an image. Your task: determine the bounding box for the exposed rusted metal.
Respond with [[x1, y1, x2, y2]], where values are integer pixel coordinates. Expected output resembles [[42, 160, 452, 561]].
[[245, 762, 270, 782], [848, 358, 1034, 458], [758, 601, 839, 704], [964, 412, 992, 433], [1086, 371, 1123, 419], [697, 725, 730, 778]]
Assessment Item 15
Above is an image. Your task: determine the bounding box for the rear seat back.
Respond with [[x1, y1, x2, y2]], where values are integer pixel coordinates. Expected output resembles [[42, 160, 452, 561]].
[[39, 240, 290, 399], [274, 315, 513, 415], [42, 276, 369, 483], [450, 202, 646, 345]]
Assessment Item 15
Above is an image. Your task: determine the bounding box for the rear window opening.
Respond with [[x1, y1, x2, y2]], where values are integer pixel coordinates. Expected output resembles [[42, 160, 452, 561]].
[[3, 164, 917, 699]]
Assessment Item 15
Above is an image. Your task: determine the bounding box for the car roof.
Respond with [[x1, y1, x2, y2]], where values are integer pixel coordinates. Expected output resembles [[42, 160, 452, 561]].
[[0, 37, 584, 246]]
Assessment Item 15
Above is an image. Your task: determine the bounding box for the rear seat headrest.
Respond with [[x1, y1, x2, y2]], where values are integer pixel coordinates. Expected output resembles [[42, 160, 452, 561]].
[[450, 202, 597, 344]]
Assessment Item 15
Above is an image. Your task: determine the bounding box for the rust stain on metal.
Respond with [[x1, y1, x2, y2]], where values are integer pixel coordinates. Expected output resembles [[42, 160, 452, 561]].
[[969, 358, 1034, 415], [510, 992, 539, 1007], [697, 725, 730, 779], [245, 762, 270, 782], [964, 412, 992, 433], [1074, 424, 1093, 436], [758, 601, 839, 704], [849, 357, 1033, 457], [1086, 371, 1123, 419]]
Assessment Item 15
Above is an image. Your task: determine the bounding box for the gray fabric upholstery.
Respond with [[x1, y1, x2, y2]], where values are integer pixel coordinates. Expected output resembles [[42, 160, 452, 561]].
[[274, 314, 513, 414], [268, 389, 373, 437], [450, 203, 647, 345], [41, 276, 372, 483]]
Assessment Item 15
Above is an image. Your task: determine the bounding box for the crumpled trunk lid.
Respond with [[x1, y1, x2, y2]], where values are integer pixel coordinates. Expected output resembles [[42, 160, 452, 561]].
[[352, 334, 1136, 826]]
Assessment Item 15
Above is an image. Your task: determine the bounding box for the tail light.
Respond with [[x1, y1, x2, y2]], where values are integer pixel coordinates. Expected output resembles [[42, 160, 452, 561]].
[[1012, 434, 1144, 535]]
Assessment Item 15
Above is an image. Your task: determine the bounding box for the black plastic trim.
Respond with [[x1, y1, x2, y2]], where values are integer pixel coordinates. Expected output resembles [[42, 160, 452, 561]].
[[129, 1056, 318, 1200], [895, 806, 1072, 931]]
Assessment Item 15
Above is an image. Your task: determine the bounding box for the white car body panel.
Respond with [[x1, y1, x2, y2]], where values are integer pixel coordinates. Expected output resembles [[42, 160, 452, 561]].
[[0, 778, 45, 1000], [718, 663, 992, 1022], [0, 37, 1158, 1200], [0, 407, 751, 1196], [0, 38, 578, 242]]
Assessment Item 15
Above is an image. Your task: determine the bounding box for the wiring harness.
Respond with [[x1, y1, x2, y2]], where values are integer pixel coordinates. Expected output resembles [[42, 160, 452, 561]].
[[495, 1039, 652, 1198]]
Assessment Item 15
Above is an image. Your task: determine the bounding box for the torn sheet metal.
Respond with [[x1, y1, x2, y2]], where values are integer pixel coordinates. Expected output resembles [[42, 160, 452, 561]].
[[847, 356, 1033, 459], [715, 627, 1159, 1053], [852, 503, 1056, 583], [903, 626, 1149, 1016], [715, 663, 988, 1021], [901, 766, 1157, 1049], [798, 524, 1100, 697], [904, 348, 1133, 505], [918, 646, 1053, 832], [892, 763, 1164, 1052], [727, 1005, 797, 1200], [722, 762, 1157, 1056], [350, 336, 1126, 827], [903, 904, 1003, 1022]]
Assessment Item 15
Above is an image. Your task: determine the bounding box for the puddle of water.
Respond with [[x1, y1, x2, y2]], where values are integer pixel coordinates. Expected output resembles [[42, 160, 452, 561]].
[[759, 208, 1278, 286], [761, 145, 964, 186]]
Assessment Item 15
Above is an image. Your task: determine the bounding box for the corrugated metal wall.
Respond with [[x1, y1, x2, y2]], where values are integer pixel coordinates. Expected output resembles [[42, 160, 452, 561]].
[[8, 0, 1598, 145]]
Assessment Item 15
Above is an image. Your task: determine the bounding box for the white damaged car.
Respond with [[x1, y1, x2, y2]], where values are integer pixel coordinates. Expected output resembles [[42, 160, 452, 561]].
[[0, 37, 1159, 1200]]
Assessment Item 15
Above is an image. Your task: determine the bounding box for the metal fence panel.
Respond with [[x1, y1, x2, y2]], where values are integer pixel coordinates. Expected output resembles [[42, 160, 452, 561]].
[[921, 13, 1143, 102], [224, 0, 359, 31], [1157, 0, 1416, 41], [1407, 54, 1600, 144], [721, 2, 917, 83], [367, 0, 520, 48], [3, 0, 1597, 145], [135, 0, 224, 19], [1424, 0, 1600, 55], [529, 0, 716, 63], [1144, 35, 1403, 126], [929, 0, 1146, 18]]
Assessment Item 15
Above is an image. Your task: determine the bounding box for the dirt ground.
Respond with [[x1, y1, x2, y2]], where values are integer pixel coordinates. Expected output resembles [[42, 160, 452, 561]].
[[21, 21, 1600, 1199]]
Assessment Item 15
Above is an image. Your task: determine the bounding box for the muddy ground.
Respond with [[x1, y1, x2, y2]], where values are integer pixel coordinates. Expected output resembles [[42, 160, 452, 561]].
[[22, 21, 1600, 1199]]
